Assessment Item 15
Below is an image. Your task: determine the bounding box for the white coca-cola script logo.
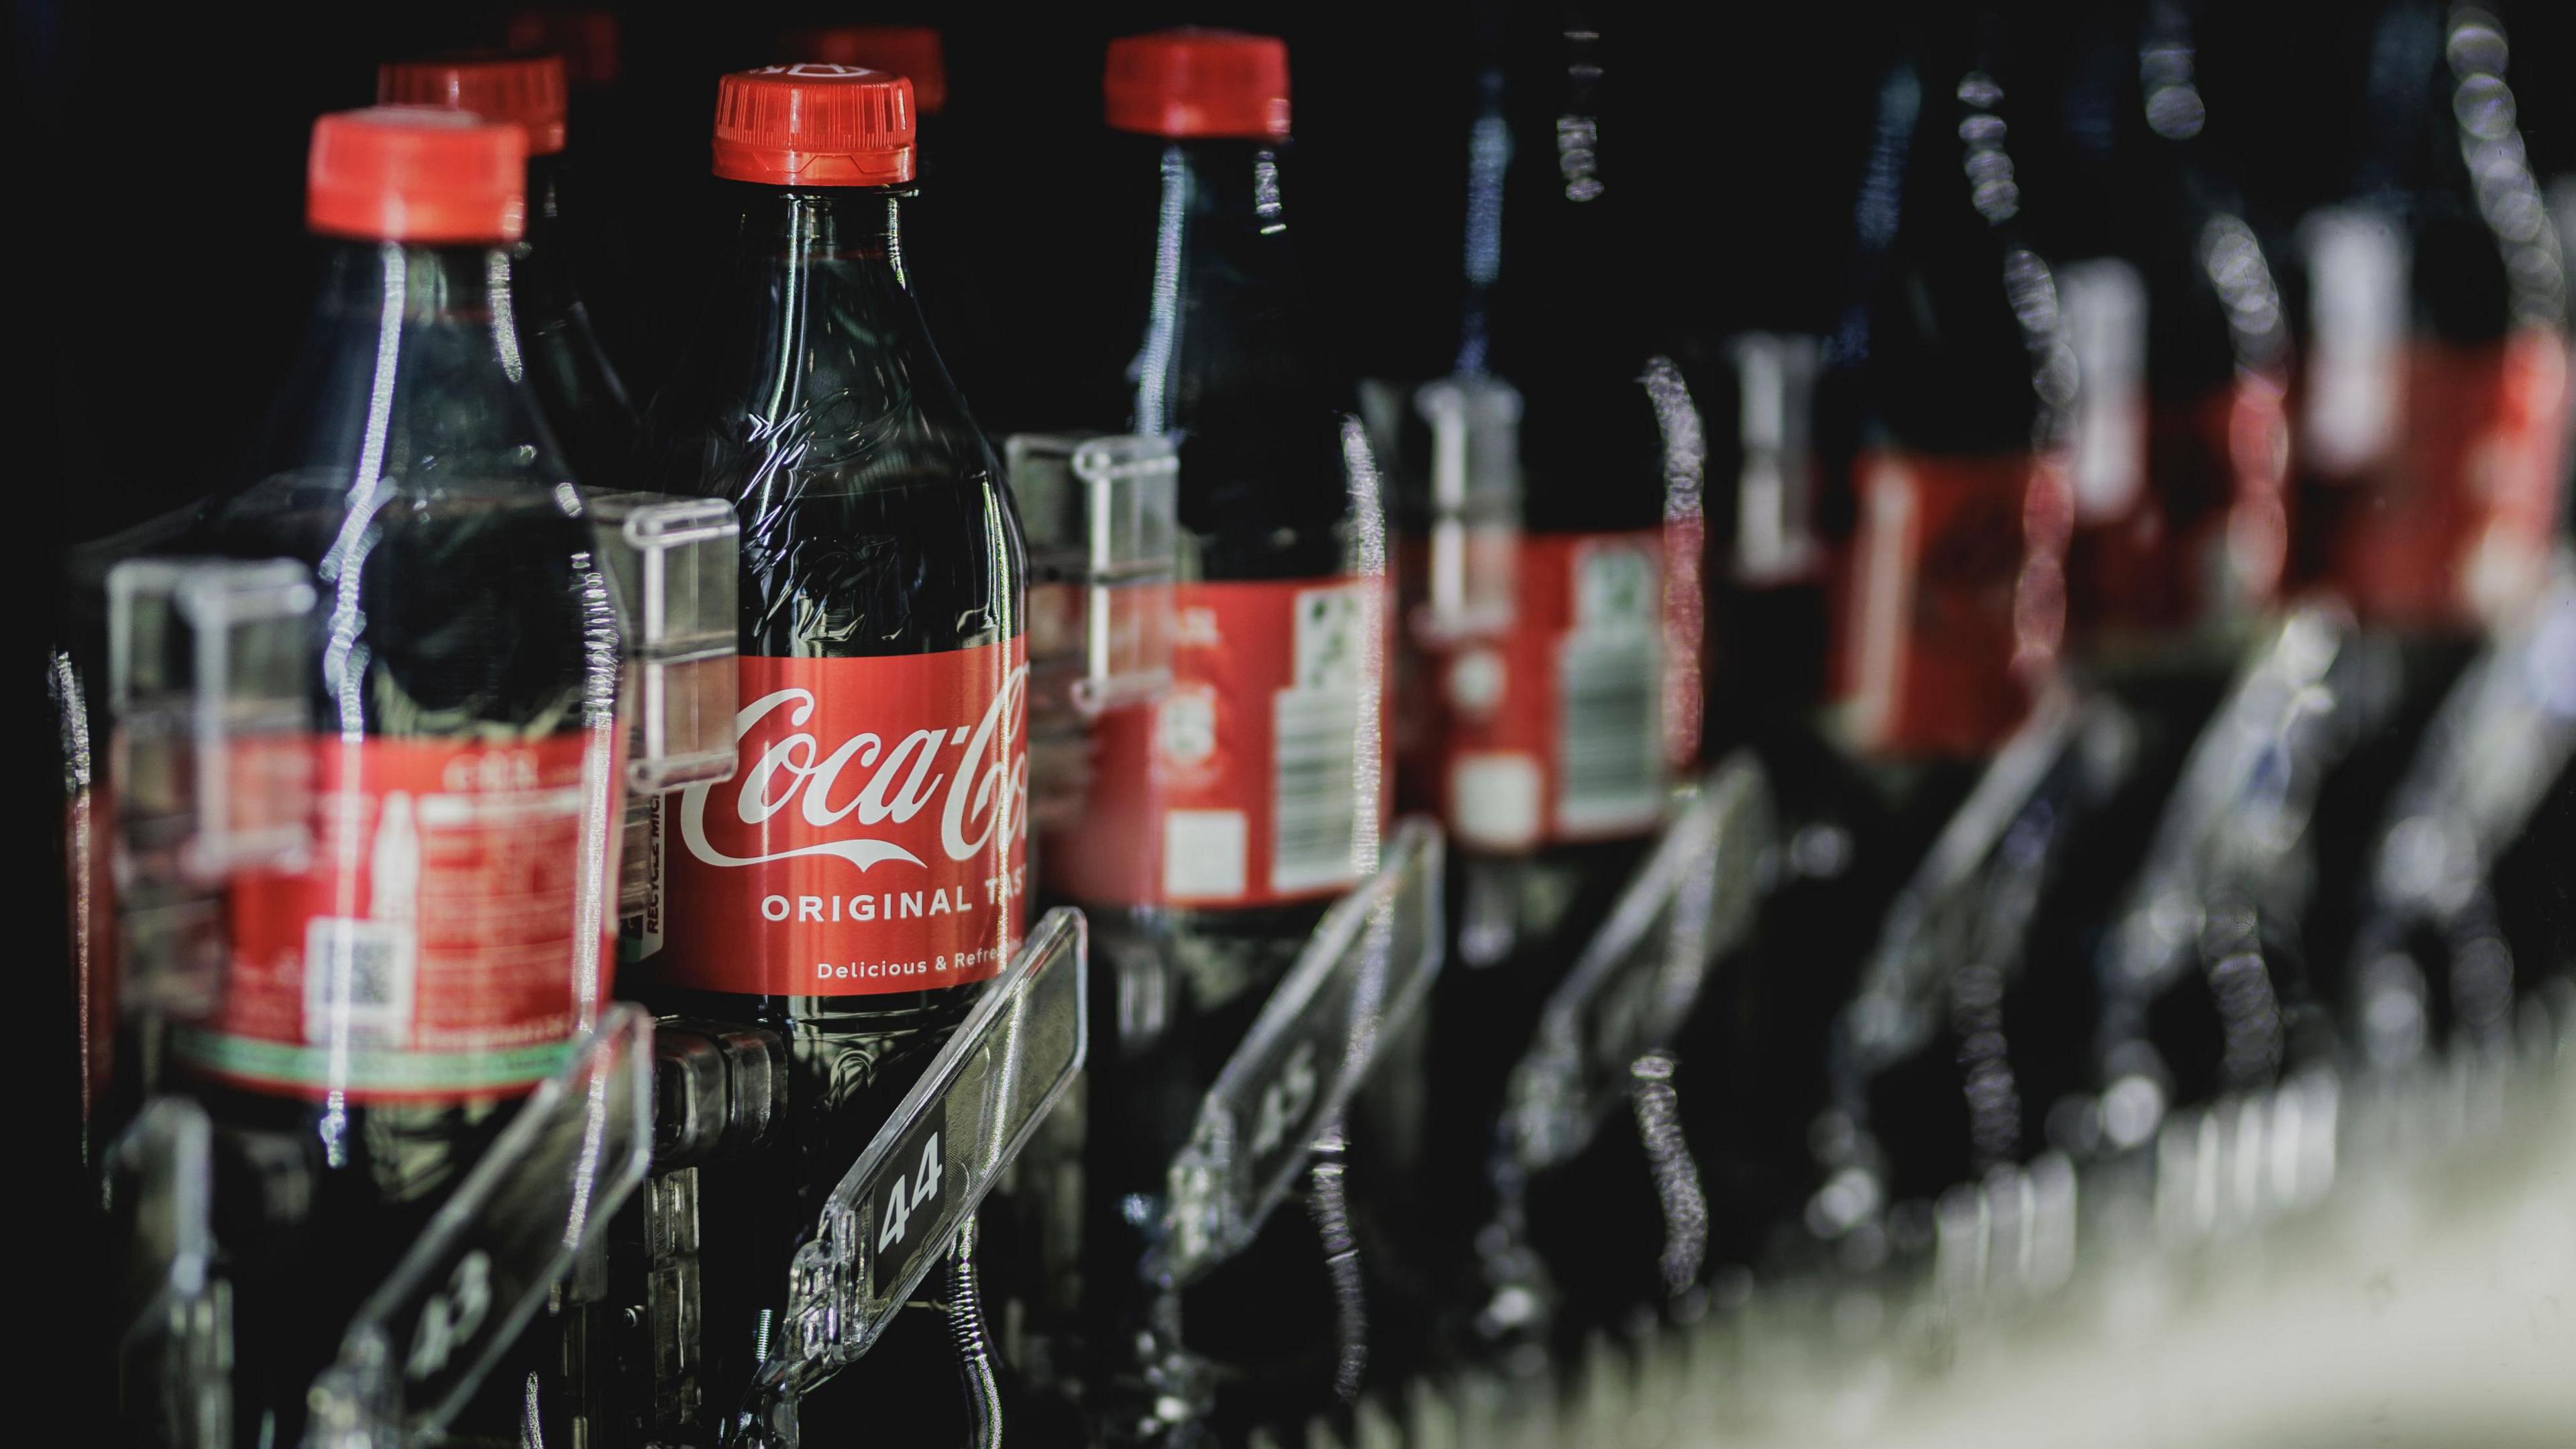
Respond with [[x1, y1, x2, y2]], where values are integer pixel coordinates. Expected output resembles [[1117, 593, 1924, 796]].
[[679, 663, 1027, 873]]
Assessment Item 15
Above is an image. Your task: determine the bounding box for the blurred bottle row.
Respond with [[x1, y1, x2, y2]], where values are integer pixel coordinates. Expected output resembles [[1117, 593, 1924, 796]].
[[41, 1, 2575, 1447]]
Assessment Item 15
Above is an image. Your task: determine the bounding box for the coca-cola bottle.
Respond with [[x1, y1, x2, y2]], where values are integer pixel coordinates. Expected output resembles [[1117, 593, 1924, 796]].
[[1035, 28, 1389, 1436], [1396, 5, 1706, 1348], [158, 106, 624, 1445], [1994, 0, 2298, 1154], [1690, 14, 2088, 1267], [634, 63, 1028, 1442], [379, 50, 637, 492]]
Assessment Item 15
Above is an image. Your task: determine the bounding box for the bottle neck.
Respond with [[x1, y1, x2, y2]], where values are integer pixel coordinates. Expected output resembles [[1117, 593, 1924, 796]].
[[256, 238, 568, 492], [729, 184, 910, 280], [1130, 136, 1303, 439], [651, 182, 987, 500]]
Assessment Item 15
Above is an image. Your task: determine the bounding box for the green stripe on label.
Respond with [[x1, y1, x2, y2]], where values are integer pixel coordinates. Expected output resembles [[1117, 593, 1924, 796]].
[[172, 1029, 572, 1095]]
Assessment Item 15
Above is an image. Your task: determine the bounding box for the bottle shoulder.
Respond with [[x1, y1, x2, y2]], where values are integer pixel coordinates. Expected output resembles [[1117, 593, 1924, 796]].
[[647, 274, 1000, 496]]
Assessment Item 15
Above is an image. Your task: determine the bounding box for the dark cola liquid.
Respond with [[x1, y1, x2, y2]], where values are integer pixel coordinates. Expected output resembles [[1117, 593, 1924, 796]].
[[639, 182, 1024, 1444]]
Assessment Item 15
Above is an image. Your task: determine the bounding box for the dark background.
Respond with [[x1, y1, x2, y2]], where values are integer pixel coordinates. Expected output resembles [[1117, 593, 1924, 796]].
[[18, 0, 2576, 551]]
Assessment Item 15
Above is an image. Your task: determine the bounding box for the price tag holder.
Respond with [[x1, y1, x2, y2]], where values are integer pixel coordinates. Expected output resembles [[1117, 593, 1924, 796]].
[[107, 1097, 228, 1449], [1150, 818, 1446, 1289], [766, 907, 1089, 1389], [2365, 566, 2576, 914], [2344, 566, 2576, 1055], [1839, 691, 2133, 1088], [302, 1006, 655, 1448], [2099, 606, 2364, 1000], [1501, 755, 1773, 1175]]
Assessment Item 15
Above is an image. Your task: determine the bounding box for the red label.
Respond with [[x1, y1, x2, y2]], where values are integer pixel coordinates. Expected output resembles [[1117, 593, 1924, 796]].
[[181, 731, 619, 1102], [1833, 451, 2067, 758], [1417, 531, 1671, 853], [2068, 377, 2290, 645], [1042, 578, 1387, 909], [657, 639, 1029, 995], [2308, 331, 2568, 629]]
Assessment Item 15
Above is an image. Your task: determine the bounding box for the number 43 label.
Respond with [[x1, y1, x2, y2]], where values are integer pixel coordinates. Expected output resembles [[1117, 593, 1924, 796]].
[[405, 1248, 493, 1384], [871, 1110, 947, 1298]]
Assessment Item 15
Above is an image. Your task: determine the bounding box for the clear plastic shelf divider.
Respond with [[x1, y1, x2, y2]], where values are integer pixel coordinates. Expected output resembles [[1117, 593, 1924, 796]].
[[1004, 431, 1179, 720], [767, 906, 1091, 1391], [577, 489, 742, 796], [301, 1005, 655, 1448], [1067, 435, 1179, 714], [107, 1096, 229, 1449], [1501, 755, 1774, 1175], [107, 557, 317, 885], [1409, 376, 1521, 645], [1150, 818, 1447, 1289]]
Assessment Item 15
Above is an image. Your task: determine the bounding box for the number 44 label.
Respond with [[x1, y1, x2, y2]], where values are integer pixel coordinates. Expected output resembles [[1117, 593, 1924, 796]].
[[872, 1111, 947, 1297]]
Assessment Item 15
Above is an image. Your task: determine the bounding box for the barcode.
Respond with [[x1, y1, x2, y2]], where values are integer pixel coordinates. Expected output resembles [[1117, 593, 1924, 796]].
[[303, 917, 415, 1044], [1272, 686, 1363, 893], [1556, 636, 1663, 834]]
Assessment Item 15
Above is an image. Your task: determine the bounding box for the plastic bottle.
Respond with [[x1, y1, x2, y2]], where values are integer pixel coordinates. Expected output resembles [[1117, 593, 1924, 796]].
[[172, 105, 624, 1445], [1395, 7, 1709, 1354], [1038, 29, 1391, 1438], [634, 63, 1028, 1444]]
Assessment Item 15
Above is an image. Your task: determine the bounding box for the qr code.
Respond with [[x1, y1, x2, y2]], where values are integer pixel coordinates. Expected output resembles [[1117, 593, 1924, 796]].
[[303, 917, 416, 1045], [1292, 584, 1368, 692]]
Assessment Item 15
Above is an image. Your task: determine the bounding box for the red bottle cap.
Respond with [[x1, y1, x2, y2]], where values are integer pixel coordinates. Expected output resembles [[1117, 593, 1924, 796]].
[[307, 106, 527, 245], [1104, 28, 1290, 140], [378, 52, 569, 156], [783, 25, 947, 115], [712, 64, 916, 187], [505, 9, 619, 87]]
